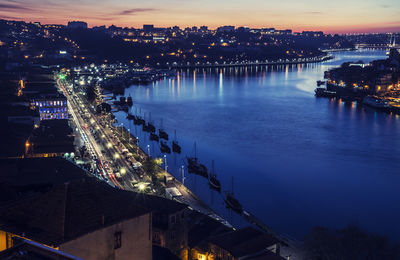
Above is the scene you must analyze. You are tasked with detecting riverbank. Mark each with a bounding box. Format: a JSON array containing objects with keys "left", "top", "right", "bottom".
[{"left": 115, "top": 49, "right": 400, "bottom": 242}]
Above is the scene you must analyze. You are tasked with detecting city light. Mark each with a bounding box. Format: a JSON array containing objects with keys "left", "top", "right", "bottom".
[
  {"left": 138, "top": 183, "right": 146, "bottom": 191},
  {"left": 107, "top": 142, "right": 112, "bottom": 148}
]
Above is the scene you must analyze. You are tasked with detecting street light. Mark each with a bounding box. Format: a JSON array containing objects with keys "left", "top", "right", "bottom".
[
  {"left": 147, "top": 144, "right": 150, "bottom": 157},
  {"left": 136, "top": 137, "right": 139, "bottom": 154},
  {"left": 120, "top": 168, "right": 126, "bottom": 174},
  {"left": 181, "top": 165, "right": 185, "bottom": 185},
  {"left": 138, "top": 183, "right": 146, "bottom": 191},
  {"left": 107, "top": 142, "right": 112, "bottom": 148},
  {"left": 164, "top": 155, "right": 168, "bottom": 172},
  {"left": 114, "top": 153, "right": 120, "bottom": 159}
]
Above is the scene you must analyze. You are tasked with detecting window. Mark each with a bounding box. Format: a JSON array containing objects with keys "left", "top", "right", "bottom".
[{"left": 114, "top": 231, "right": 122, "bottom": 249}]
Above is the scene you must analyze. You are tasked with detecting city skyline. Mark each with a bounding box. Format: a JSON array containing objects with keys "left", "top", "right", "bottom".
[{"left": 1, "top": 0, "right": 399, "bottom": 33}]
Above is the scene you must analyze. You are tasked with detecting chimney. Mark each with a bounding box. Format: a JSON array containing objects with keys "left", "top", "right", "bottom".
[{"left": 101, "top": 215, "right": 105, "bottom": 226}]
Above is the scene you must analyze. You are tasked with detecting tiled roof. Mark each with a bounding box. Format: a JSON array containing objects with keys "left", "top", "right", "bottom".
[
  {"left": 188, "top": 210, "right": 233, "bottom": 249},
  {"left": 131, "top": 192, "right": 187, "bottom": 215},
  {"left": 0, "top": 179, "right": 150, "bottom": 246},
  {"left": 208, "top": 227, "right": 280, "bottom": 258}
]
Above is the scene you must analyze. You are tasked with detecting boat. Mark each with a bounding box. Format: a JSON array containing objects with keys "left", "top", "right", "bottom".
[
  {"left": 146, "top": 122, "right": 156, "bottom": 133},
  {"left": 137, "top": 117, "right": 145, "bottom": 125},
  {"left": 187, "top": 158, "right": 208, "bottom": 178},
  {"left": 133, "top": 116, "right": 141, "bottom": 125},
  {"left": 186, "top": 143, "right": 208, "bottom": 178},
  {"left": 172, "top": 141, "right": 181, "bottom": 154},
  {"left": 224, "top": 177, "right": 242, "bottom": 214},
  {"left": 150, "top": 132, "right": 159, "bottom": 142},
  {"left": 146, "top": 112, "right": 156, "bottom": 132},
  {"left": 225, "top": 193, "right": 243, "bottom": 214},
  {"left": 160, "top": 141, "right": 171, "bottom": 154},
  {"left": 126, "top": 113, "right": 135, "bottom": 120},
  {"left": 158, "top": 119, "right": 169, "bottom": 140},
  {"left": 317, "top": 80, "right": 326, "bottom": 86},
  {"left": 159, "top": 129, "right": 168, "bottom": 140},
  {"left": 209, "top": 160, "right": 221, "bottom": 192},
  {"left": 362, "top": 96, "right": 389, "bottom": 109},
  {"left": 172, "top": 130, "right": 181, "bottom": 153},
  {"left": 315, "top": 87, "right": 337, "bottom": 98}
]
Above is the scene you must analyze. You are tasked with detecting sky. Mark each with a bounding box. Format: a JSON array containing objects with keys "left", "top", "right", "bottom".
[{"left": 1, "top": 0, "right": 399, "bottom": 33}]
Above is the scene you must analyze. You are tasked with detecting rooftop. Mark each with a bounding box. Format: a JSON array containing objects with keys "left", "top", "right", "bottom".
[
  {"left": 208, "top": 227, "right": 280, "bottom": 258},
  {"left": 0, "top": 179, "right": 151, "bottom": 246}
]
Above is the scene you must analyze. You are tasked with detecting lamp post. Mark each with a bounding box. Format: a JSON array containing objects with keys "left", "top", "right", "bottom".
[
  {"left": 147, "top": 144, "right": 150, "bottom": 157},
  {"left": 181, "top": 165, "right": 185, "bottom": 185},
  {"left": 136, "top": 137, "right": 139, "bottom": 154},
  {"left": 164, "top": 155, "right": 168, "bottom": 172}
]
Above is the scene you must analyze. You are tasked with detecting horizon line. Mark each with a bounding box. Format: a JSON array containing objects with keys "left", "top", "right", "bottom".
[{"left": 2, "top": 18, "right": 400, "bottom": 35}]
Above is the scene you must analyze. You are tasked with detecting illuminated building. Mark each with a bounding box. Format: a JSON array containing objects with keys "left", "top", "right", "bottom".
[{"left": 31, "top": 97, "right": 68, "bottom": 120}]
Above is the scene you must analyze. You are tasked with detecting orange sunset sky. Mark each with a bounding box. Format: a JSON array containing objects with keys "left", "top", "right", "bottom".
[{"left": 0, "top": 0, "right": 399, "bottom": 33}]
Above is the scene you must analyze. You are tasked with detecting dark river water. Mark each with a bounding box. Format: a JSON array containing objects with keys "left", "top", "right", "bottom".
[{"left": 115, "top": 49, "right": 400, "bottom": 241}]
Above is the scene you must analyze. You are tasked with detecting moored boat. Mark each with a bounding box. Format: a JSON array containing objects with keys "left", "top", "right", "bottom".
[
  {"left": 315, "top": 87, "right": 337, "bottom": 98},
  {"left": 224, "top": 177, "right": 242, "bottom": 214},
  {"left": 126, "top": 113, "right": 135, "bottom": 120},
  {"left": 159, "top": 129, "right": 169, "bottom": 140},
  {"left": 160, "top": 141, "right": 171, "bottom": 154},
  {"left": 225, "top": 193, "right": 242, "bottom": 214},
  {"left": 172, "top": 141, "right": 181, "bottom": 153},
  {"left": 209, "top": 160, "right": 221, "bottom": 192},
  {"left": 172, "top": 130, "right": 181, "bottom": 153},
  {"left": 150, "top": 132, "right": 159, "bottom": 142}
]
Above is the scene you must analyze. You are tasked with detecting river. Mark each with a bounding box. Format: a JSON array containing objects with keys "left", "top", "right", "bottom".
[{"left": 114, "top": 49, "right": 400, "bottom": 241}]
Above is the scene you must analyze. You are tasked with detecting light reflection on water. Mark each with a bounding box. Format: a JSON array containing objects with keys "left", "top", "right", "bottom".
[{"left": 115, "top": 49, "right": 400, "bottom": 240}]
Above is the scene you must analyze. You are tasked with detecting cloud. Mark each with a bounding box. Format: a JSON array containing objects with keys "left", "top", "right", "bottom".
[
  {"left": 0, "top": 2, "right": 33, "bottom": 11},
  {"left": 0, "top": 14, "right": 21, "bottom": 20},
  {"left": 303, "top": 11, "right": 323, "bottom": 15},
  {"left": 380, "top": 4, "right": 391, "bottom": 8},
  {"left": 117, "top": 8, "right": 158, "bottom": 16}
]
